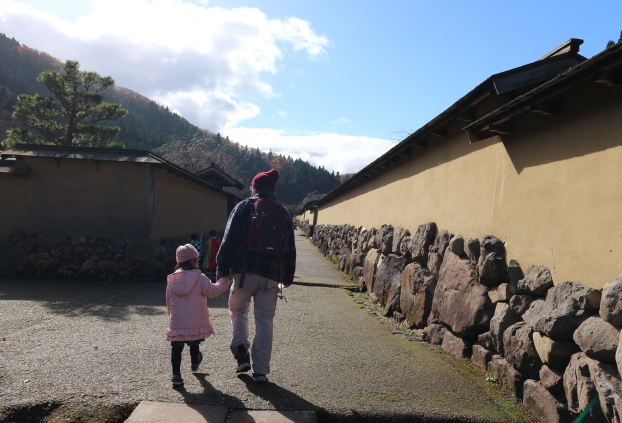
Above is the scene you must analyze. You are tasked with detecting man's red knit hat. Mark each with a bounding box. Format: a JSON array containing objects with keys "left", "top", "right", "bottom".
[{"left": 251, "top": 169, "right": 279, "bottom": 191}]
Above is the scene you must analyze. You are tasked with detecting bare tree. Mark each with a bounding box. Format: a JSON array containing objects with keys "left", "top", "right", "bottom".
[{"left": 154, "top": 134, "right": 245, "bottom": 189}]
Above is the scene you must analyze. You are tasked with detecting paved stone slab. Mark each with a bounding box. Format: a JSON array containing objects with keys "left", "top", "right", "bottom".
[
  {"left": 227, "top": 410, "right": 317, "bottom": 423},
  {"left": 124, "top": 401, "right": 228, "bottom": 423}
]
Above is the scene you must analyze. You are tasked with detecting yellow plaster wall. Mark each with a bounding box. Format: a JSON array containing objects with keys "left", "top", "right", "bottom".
[
  {"left": 0, "top": 157, "right": 151, "bottom": 237},
  {"left": 153, "top": 168, "right": 229, "bottom": 238},
  {"left": 316, "top": 81, "right": 622, "bottom": 289}
]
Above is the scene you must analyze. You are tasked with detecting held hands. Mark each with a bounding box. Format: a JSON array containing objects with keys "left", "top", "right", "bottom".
[{"left": 217, "top": 277, "right": 229, "bottom": 285}]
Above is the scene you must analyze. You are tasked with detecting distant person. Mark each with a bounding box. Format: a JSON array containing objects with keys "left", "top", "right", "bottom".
[
  {"left": 202, "top": 230, "right": 221, "bottom": 280},
  {"left": 166, "top": 244, "right": 229, "bottom": 387},
  {"left": 216, "top": 169, "right": 296, "bottom": 384},
  {"left": 189, "top": 233, "right": 203, "bottom": 264}
]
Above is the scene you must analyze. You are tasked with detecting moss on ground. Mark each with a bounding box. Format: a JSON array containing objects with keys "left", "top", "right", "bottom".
[
  {"left": 349, "top": 291, "right": 534, "bottom": 423},
  {"left": 0, "top": 401, "right": 137, "bottom": 423}
]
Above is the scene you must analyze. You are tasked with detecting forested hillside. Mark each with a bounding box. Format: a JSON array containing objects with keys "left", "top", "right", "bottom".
[{"left": 0, "top": 33, "right": 341, "bottom": 206}]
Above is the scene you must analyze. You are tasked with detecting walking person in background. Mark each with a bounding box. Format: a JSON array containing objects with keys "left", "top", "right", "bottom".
[
  {"left": 216, "top": 169, "right": 296, "bottom": 384},
  {"left": 189, "top": 233, "right": 203, "bottom": 265},
  {"left": 202, "top": 230, "right": 221, "bottom": 281},
  {"left": 166, "top": 244, "right": 229, "bottom": 387}
]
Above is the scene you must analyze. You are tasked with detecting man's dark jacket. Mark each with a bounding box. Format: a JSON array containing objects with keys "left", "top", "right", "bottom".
[{"left": 216, "top": 189, "right": 296, "bottom": 285}]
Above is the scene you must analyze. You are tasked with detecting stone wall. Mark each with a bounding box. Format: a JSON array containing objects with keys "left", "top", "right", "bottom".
[
  {"left": 307, "top": 222, "right": 622, "bottom": 423},
  {"left": 0, "top": 230, "right": 186, "bottom": 281}
]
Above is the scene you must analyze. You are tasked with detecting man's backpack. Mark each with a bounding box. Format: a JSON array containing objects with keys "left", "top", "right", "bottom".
[
  {"left": 239, "top": 196, "right": 290, "bottom": 287},
  {"left": 246, "top": 196, "right": 289, "bottom": 255}
]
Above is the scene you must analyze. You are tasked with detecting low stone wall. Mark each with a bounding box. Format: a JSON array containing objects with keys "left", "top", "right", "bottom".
[
  {"left": 309, "top": 222, "right": 622, "bottom": 423},
  {"left": 0, "top": 230, "right": 187, "bottom": 281}
]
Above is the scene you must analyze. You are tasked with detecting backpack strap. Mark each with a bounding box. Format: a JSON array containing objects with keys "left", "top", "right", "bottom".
[{"left": 238, "top": 197, "right": 258, "bottom": 289}]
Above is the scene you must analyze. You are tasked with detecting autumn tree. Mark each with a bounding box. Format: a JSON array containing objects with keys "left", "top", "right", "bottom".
[{"left": 2, "top": 60, "right": 127, "bottom": 148}]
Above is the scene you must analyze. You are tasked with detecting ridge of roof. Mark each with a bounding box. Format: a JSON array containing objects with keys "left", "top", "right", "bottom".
[{"left": 464, "top": 40, "right": 622, "bottom": 136}]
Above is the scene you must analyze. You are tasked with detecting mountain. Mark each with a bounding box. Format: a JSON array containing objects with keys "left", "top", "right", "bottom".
[{"left": 0, "top": 33, "right": 340, "bottom": 206}]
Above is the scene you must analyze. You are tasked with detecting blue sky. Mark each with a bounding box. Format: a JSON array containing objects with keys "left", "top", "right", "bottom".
[{"left": 1, "top": 0, "right": 622, "bottom": 173}]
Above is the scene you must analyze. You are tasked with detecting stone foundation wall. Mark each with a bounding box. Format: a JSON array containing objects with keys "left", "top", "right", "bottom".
[
  {"left": 0, "top": 230, "right": 187, "bottom": 281},
  {"left": 307, "top": 222, "right": 622, "bottom": 423}
]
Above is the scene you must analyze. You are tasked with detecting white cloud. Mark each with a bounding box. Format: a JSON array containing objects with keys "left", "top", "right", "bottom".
[
  {"left": 0, "top": 0, "right": 328, "bottom": 131},
  {"left": 331, "top": 117, "right": 351, "bottom": 124},
  {"left": 222, "top": 127, "right": 395, "bottom": 174},
  {"left": 277, "top": 110, "right": 288, "bottom": 117}
]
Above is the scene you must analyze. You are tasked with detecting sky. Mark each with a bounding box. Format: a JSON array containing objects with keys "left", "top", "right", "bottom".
[{"left": 1, "top": 1, "right": 622, "bottom": 174}]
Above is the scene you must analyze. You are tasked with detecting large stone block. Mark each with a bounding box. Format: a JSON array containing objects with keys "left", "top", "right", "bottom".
[
  {"left": 472, "top": 344, "right": 493, "bottom": 370},
  {"left": 523, "top": 281, "right": 601, "bottom": 341},
  {"left": 448, "top": 235, "right": 465, "bottom": 257},
  {"left": 508, "top": 259, "right": 525, "bottom": 295},
  {"left": 477, "top": 235, "right": 509, "bottom": 288},
  {"left": 517, "top": 266, "right": 554, "bottom": 296},
  {"left": 563, "top": 353, "right": 604, "bottom": 421},
  {"left": 588, "top": 360, "right": 622, "bottom": 423},
  {"left": 399, "top": 263, "right": 437, "bottom": 328},
  {"left": 540, "top": 365, "right": 564, "bottom": 395},
  {"left": 362, "top": 249, "right": 381, "bottom": 297},
  {"left": 427, "top": 229, "right": 452, "bottom": 279},
  {"left": 391, "top": 227, "right": 410, "bottom": 256},
  {"left": 509, "top": 294, "right": 538, "bottom": 317},
  {"left": 441, "top": 331, "right": 473, "bottom": 358},
  {"left": 523, "top": 380, "right": 572, "bottom": 423},
  {"left": 373, "top": 254, "right": 406, "bottom": 306},
  {"left": 488, "top": 355, "right": 525, "bottom": 399},
  {"left": 533, "top": 332, "right": 580, "bottom": 370},
  {"left": 464, "top": 237, "right": 480, "bottom": 265},
  {"left": 488, "top": 283, "right": 511, "bottom": 303},
  {"left": 431, "top": 250, "right": 494, "bottom": 338},
  {"left": 422, "top": 323, "right": 447, "bottom": 345},
  {"left": 503, "top": 322, "right": 543, "bottom": 379},
  {"left": 409, "top": 222, "right": 437, "bottom": 266},
  {"left": 375, "top": 225, "right": 394, "bottom": 256},
  {"left": 574, "top": 316, "right": 620, "bottom": 364},
  {"left": 490, "top": 302, "right": 521, "bottom": 355},
  {"left": 601, "top": 274, "right": 622, "bottom": 327}
]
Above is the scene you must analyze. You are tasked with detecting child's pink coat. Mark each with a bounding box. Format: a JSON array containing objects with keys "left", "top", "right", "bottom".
[{"left": 165, "top": 269, "right": 229, "bottom": 341}]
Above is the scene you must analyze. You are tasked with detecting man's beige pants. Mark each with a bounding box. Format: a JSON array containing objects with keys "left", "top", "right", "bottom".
[{"left": 228, "top": 272, "right": 279, "bottom": 375}]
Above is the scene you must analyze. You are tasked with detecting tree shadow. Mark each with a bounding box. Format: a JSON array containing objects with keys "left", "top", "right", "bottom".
[{"left": 0, "top": 277, "right": 230, "bottom": 329}]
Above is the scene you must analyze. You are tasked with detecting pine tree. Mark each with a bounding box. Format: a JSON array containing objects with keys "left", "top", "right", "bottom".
[{"left": 2, "top": 60, "right": 127, "bottom": 148}]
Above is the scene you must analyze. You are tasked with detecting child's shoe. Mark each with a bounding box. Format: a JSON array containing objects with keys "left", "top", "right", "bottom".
[
  {"left": 171, "top": 374, "right": 184, "bottom": 386},
  {"left": 191, "top": 352, "right": 203, "bottom": 371}
]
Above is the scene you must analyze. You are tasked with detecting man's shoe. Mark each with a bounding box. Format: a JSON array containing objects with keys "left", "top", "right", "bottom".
[
  {"left": 235, "top": 345, "right": 251, "bottom": 373},
  {"left": 191, "top": 352, "right": 203, "bottom": 371},
  {"left": 252, "top": 373, "right": 268, "bottom": 384},
  {"left": 171, "top": 374, "right": 184, "bottom": 386}
]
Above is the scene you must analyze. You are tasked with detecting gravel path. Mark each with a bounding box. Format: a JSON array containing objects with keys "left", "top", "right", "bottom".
[{"left": 0, "top": 232, "right": 533, "bottom": 422}]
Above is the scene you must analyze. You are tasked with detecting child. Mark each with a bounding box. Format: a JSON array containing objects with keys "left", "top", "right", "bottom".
[{"left": 166, "top": 244, "right": 229, "bottom": 386}]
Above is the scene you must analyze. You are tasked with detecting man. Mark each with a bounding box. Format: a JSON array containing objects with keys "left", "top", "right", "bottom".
[{"left": 216, "top": 169, "right": 296, "bottom": 383}]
